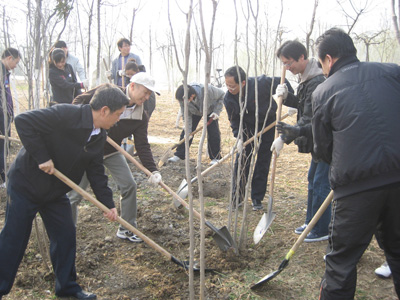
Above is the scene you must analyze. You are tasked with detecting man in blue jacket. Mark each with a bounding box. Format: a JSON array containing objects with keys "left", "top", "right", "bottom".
[
  {"left": 312, "top": 28, "right": 400, "bottom": 300},
  {"left": 223, "top": 66, "right": 293, "bottom": 210},
  {"left": 0, "top": 85, "right": 129, "bottom": 299}
]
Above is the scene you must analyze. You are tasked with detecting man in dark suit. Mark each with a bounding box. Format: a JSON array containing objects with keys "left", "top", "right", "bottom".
[{"left": 0, "top": 84, "right": 129, "bottom": 299}]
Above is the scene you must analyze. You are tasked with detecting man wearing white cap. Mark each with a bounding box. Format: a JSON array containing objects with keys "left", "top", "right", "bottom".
[{"left": 70, "top": 75, "right": 160, "bottom": 243}]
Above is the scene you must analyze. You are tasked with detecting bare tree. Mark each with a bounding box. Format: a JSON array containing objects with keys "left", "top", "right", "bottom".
[
  {"left": 336, "top": 0, "right": 370, "bottom": 34},
  {"left": 305, "top": 0, "right": 319, "bottom": 54},
  {"left": 391, "top": 0, "right": 400, "bottom": 45},
  {"left": 353, "top": 30, "right": 385, "bottom": 61}
]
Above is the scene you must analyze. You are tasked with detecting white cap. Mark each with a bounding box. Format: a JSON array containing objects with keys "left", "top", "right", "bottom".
[{"left": 130, "top": 72, "right": 160, "bottom": 95}]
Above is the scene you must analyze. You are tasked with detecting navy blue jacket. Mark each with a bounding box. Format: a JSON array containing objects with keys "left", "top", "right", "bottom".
[
  {"left": 8, "top": 104, "right": 114, "bottom": 208},
  {"left": 224, "top": 75, "right": 294, "bottom": 137}
]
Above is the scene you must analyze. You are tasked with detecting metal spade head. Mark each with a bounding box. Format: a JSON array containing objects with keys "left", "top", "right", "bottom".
[{"left": 250, "top": 258, "right": 289, "bottom": 289}]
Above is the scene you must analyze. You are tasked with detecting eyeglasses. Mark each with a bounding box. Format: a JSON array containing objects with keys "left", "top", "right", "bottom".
[{"left": 283, "top": 60, "right": 295, "bottom": 67}]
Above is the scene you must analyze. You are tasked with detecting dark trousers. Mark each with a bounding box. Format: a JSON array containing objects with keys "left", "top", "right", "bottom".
[
  {"left": 305, "top": 159, "right": 331, "bottom": 236},
  {"left": 0, "top": 181, "right": 82, "bottom": 297},
  {"left": 174, "top": 114, "right": 221, "bottom": 160},
  {"left": 232, "top": 124, "right": 274, "bottom": 204},
  {"left": 0, "top": 115, "right": 10, "bottom": 183},
  {"left": 320, "top": 183, "right": 400, "bottom": 300}
]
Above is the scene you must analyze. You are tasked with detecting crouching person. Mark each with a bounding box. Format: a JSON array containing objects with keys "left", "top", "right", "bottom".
[{"left": 0, "top": 85, "right": 128, "bottom": 299}]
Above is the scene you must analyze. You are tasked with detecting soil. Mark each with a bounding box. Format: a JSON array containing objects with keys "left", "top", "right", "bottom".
[{"left": 0, "top": 91, "right": 397, "bottom": 300}]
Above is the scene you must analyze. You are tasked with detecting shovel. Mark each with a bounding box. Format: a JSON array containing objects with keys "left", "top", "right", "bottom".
[
  {"left": 253, "top": 66, "right": 286, "bottom": 244},
  {"left": 53, "top": 168, "right": 206, "bottom": 272},
  {"left": 157, "top": 118, "right": 214, "bottom": 168},
  {"left": 251, "top": 190, "right": 334, "bottom": 289},
  {"left": 106, "top": 137, "right": 236, "bottom": 252},
  {"left": 175, "top": 113, "right": 290, "bottom": 205}
]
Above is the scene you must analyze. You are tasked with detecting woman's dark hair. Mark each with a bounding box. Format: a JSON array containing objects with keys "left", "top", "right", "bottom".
[
  {"left": 224, "top": 66, "right": 246, "bottom": 84},
  {"left": 48, "top": 48, "right": 66, "bottom": 65},
  {"left": 125, "top": 58, "right": 139, "bottom": 73},
  {"left": 175, "top": 84, "right": 196, "bottom": 101},
  {"left": 276, "top": 40, "right": 308, "bottom": 61},
  {"left": 316, "top": 27, "right": 357, "bottom": 61},
  {"left": 90, "top": 83, "right": 129, "bottom": 112}
]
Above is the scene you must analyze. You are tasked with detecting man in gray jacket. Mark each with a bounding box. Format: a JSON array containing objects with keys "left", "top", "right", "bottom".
[
  {"left": 168, "top": 83, "right": 224, "bottom": 165},
  {"left": 271, "top": 40, "right": 330, "bottom": 243}
]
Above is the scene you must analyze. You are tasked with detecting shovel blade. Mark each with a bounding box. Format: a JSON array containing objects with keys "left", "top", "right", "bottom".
[
  {"left": 250, "top": 258, "right": 289, "bottom": 289},
  {"left": 253, "top": 210, "right": 276, "bottom": 244},
  {"left": 176, "top": 179, "right": 188, "bottom": 200},
  {"left": 212, "top": 225, "right": 236, "bottom": 251}
]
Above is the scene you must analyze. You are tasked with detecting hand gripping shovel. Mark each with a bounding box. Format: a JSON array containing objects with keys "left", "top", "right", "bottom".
[
  {"left": 157, "top": 118, "right": 214, "bottom": 168},
  {"left": 175, "top": 113, "right": 290, "bottom": 205},
  {"left": 253, "top": 66, "right": 286, "bottom": 245},
  {"left": 106, "top": 136, "right": 236, "bottom": 252},
  {"left": 52, "top": 168, "right": 203, "bottom": 271},
  {"left": 251, "top": 190, "right": 333, "bottom": 289}
]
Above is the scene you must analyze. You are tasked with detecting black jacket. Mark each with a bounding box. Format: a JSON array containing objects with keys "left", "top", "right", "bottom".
[
  {"left": 284, "top": 59, "right": 325, "bottom": 154},
  {"left": 8, "top": 104, "right": 114, "bottom": 208},
  {"left": 49, "top": 63, "right": 82, "bottom": 104},
  {"left": 224, "top": 75, "right": 294, "bottom": 138},
  {"left": 312, "top": 56, "right": 400, "bottom": 198}
]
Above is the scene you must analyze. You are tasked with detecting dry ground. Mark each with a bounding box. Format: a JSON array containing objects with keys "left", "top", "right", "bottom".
[{"left": 0, "top": 90, "right": 397, "bottom": 299}]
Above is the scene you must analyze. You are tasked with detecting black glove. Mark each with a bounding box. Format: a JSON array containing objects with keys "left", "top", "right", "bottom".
[{"left": 276, "top": 121, "right": 300, "bottom": 144}]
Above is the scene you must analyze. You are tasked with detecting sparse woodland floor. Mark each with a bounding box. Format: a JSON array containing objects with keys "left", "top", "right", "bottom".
[{"left": 0, "top": 91, "right": 397, "bottom": 299}]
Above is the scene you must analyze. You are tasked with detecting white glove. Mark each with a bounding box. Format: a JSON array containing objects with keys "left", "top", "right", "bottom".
[
  {"left": 148, "top": 171, "right": 162, "bottom": 185},
  {"left": 82, "top": 79, "right": 89, "bottom": 90},
  {"left": 237, "top": 138, "right": 243, "bottom": 153},
  {"left": 209, "top": 112, "right": 219, "bottom": 120},
  {"left": 270, "top": 136, "right": 284, "bottom": 157},
  {"left": 105, "top": 70, "right": 112, "bottom": 78},
  {"left": 288, "top": 107, "right": 297, "bottom": 116},
  {"left": 276, "top": 83, "right": 288, "bottom": 99},
  {"left": 118, "top": 69, "right": 126, "bottom": 77}
]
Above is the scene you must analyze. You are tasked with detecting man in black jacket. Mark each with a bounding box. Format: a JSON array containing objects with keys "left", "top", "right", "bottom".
[
  {"left": 0, "top": 85, "right": 129, "bottom": 299},
  {"left": 223, "top": 66, "right": 293, "bottom": 211},
  {"left": 312, "top": 28, "right": 400, "bottom": 300},
  {"left": 271, "top": 40, "right": 331, "bottom": 243}
]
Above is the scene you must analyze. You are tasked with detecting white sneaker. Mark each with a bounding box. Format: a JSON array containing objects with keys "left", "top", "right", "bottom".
[
  {"left": 168, "top": 156, "right": 182, "bottom": 163},
  {"left": 375, "top": 261, "right": 391, "bottom": 278},
  {"left": 209, "top": 159, "right": 219, "bottom": 166},
  {"left": 116, "top": 229, "right": 143, "bottom": 243}
]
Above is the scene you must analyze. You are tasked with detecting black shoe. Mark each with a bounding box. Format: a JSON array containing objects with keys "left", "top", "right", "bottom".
[{"left": 72, "top": 291, "right": 97, "bottom": 299}]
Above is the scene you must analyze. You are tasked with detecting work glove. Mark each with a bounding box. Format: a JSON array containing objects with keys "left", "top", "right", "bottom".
[
  {"left": 276, "top": 121, "right": 301, "bottom": 144},
  {"left": 118, "top": 69, "right": 126, "bottom": 77},
  {"left": 287, "top": 107, "right": 297, "bottom": 116},
  {"left": 209, "top": 112, "right": 219, "bottom": 120},
  {"left": 105, "top": 70, "right": 112, "bottom": 78},
  {"left": 276, "top": 83, "right": 288, "bottom": 99},
  {"left": 270, "top": 136, "right": 284, "bottom": 157},
  {"left": 82, "top": 79, "right": 89, "bottom": 90},
  {"left": 148, "top": 171, "right": 162, "bottom": 185}
]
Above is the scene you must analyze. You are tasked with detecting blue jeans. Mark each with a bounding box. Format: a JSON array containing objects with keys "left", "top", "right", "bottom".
[{"left": 305, "top": 159, "right": 331, "bottom": 236}]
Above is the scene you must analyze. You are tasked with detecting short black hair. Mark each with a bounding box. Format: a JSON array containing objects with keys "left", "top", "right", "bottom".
[
  {"left": 175, "top": 84, "right": 196, "bottom": 101},
  {"left": 316, "top": 27, "right": 357, "bottom": 61},
  {"left": 53, "top": 40, "right": 67, "bottom": 48},
  {"left": 1, "top": 48, "right": 21, "bottom": 59},
  {"left": 89, "top": 83, "right": 129, "bottom": 112},
  {"left": 117, "top": 38, "right": 131, "bottom": 49},
  {"left": 277, "top": 40, "right": 308, "bottom": 61},
  {"left": 224, "top": 66, "right": 246, "bottom": 84}
]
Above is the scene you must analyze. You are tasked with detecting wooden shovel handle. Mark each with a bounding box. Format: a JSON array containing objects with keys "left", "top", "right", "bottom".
[
  {"left": 52, "top": 168, "right": 172, "bottom": 259},
  {"left": 269, "top": 66, "right": 287, "bottom": 197},
  {"left": 173, "top": 118, "right": 213, "bottom": 149},
  {"left": 106, "top": 137, "right": 203, "bottom": 221},
  {"left": 0, "top": 135, "right": 21, "bottom": 143}
]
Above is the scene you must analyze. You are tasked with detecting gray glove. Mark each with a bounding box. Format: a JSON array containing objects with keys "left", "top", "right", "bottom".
[{"left": 276, "top": 121, "right": 300, "bottom": 144}]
